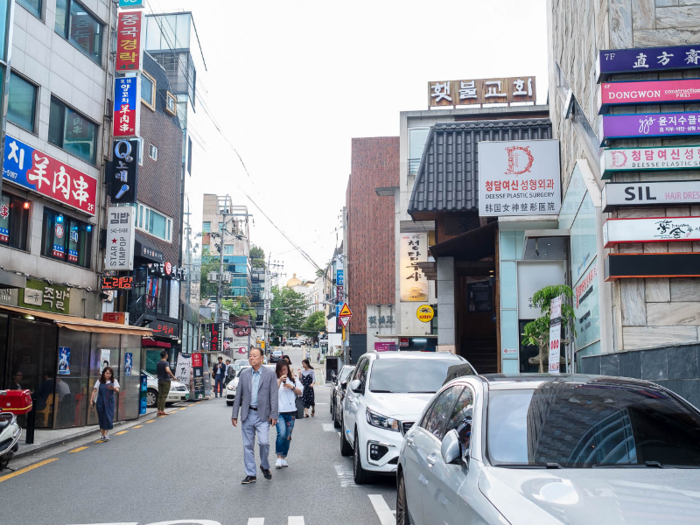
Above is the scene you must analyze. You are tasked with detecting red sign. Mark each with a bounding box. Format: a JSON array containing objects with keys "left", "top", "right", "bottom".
[
  {"left": 233, "top": 321, "right": 251, "bottom": 337},
  {"left": 599, "top": 79, "right": 700, "bottom": 112},
  {"left": 101, "top": 276, "right": 134, "bottom": 290},
  {"left": 165, "top": 262, "right": 172, "bottom": 275},
  {"left": 152, "top": 321, "right": 179, "bottom": 337},
  {"left": 400, "top": 338, "right": 409, "bottom": 348},
  {"left": 192, "top": 353, "right": 203, "bottom": 368},
  {"left": 116, "top": 11, "right": 144, "bottom": 72},
  {"left": 102, "top": 312, "right": 126, "bottom": 325}
]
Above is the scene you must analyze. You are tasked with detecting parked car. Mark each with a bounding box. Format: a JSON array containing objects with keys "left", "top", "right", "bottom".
[
  {"left": 330, "top": 365, "right": 355, "bottom": 428},
  {"left": 339, "top": 351, "right": 472, "bottom": 484},
  {"left": 396, "top": 374, "right": 700, "bottom": 525},
  {"left": 292, "top": 340, "right": 302, "bottom": 348},
  {"left": 226, "top": 364, "right": 276, "bottom": 406},
  {"left": 270, "top": 350, "right": 284, "bottom": 363},
  {"left": 142, "top": 370, "right": 190, "bottom": 408}
]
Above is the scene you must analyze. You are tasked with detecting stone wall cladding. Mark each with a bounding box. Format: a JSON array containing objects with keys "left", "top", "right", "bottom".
[{"left": 347, "top": 137, "right": 400, "bottom": 335}]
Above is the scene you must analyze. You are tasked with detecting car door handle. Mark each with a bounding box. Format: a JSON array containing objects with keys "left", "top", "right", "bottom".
[
  {"left": 405, "top": 436, "right": 414, "bottom": 446},
  {"left": 427, "top": 453, "right": 438, "bottom": 467}
]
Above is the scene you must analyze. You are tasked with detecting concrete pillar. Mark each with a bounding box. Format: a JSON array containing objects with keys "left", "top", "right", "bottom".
[{"left": 436, "top": 257, "right": 456, "bottom": 354}]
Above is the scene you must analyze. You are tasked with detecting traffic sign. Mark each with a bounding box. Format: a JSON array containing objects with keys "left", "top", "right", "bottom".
[
  {"left": 339, "top": 303, "right": 353, "bottom": 318},
  {"left": 338, "top": 316, "right": 350, "bottom": 327}
]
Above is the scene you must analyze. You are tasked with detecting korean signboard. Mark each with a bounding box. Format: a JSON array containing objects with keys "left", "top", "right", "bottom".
[
  {"left": 478, "top": 139, "right": 561, "bottom": 217},
  {"left": 601, "top": 146, "right": 700, "bottom": 179},
  {"left": 101, "top": 275, "right": 134, "bottom": 290},
  {"left": 119, "top": 0, "right": 144, "bottom": 8},
  {"left": 138, "top": 242, "right": 164, "bottom": 263},
  {"left": 151, "top": 320, "right": 179, "bottom": 338},
  {"left": 602, "top": 181, "right": 700, "bottom": 212},
  {"left": 399, "top": 233, "right": 428, "bottom": 302},
  {"left": 574, "top": 260, "right": 600, "bottom": 349},
  {"left": 597, "top": 45, "right": 700, "bottom": 80},
  {"left": 548, "top": 322, "right": 561, "bottom": 374},
  {"left": 110, "top": 139, "right": 139, "bottom": 203},
  {"left": 175, "top": 353, "right": 192, "bottom": 385},
  {"left": 106, "top": 206, "right": 136, "bottom": 271},
  {"left": 148, "top": 262, "right": 188, "bottom": 281},
  {"left": 599, "top": 112, "right": 700, "bottom": 144},
  {"left": 113, "top": 78, "right": 141, "bottom": 139},
  {"left": 604, "top": 217, "right": 700, "bottom": 247},
  {"left": 3, "top": 136, "right": 97, "bottom": 216},
  {"left": 102, "top": 312, "right": 126, "bottom": 324},
  {"left": 428, "top": 77, "right": 536, "bottom": 108},
  {"left": 210, "top": 323, "right": 222, "bottom": 354},
  {"left": 336, "top": 268, "right": 344, "bottom": 286},
  {"left": 19, "top": 279, "right": 70, "bottom": 314},
  {"left": 605, "top": 252, "right": 700, "bottom": 281},
  {"left": 598, "top": 79, "right": 700, "bottom": 113},
  {"left": 116, "top": 10, "right": 145, "bottom": 72}
]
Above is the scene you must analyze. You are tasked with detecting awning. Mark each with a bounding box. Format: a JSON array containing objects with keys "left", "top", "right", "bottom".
[
  {"left": 0, "top": 270, "right": 26, "bottom": 289},
  {"left": 142, "top": 338, "right": 171, "bottom": 348},
  {"left": 429, "top": 221, "right": 497, "bottom": 261},
  {"left": 135, "top": 235, "right": 164, "bottom": 263},
  {"left": 0, "top": 305, "right": 152, "bottom": 336}
]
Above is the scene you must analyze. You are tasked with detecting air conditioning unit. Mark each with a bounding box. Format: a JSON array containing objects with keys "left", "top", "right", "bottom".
[
  {"left": 222, "top": 272, "right": 233, "bottom": 283},
  {"left": 207, "top": 272, "right": 219, "bottom": 282}
]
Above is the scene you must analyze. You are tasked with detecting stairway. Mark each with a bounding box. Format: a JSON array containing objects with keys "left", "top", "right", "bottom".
[{"left": 460, "top": 336, "right": 498, "bottom": 375}]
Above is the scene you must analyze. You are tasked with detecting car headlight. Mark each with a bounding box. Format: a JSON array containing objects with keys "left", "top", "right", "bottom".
[
  {"left": 366, "top": 408, "right": 400, "bottom": 432},
  {"left": 227, "top": 383, "right": 236, "bottom": 391}
]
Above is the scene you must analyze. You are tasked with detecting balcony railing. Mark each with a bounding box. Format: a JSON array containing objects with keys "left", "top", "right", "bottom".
[{"left": 408, "top": 158, "right": 421, "bottom": 176}]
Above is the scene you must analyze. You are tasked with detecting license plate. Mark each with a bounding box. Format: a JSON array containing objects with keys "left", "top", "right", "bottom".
[{"left": 185, "top": 394, "right": 189, "bottom": 400}]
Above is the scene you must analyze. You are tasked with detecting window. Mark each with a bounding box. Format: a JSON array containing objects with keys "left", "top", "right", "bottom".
[
  {"left": 41, "top": 208, "right": 92, "bottom": 267},
  {"left": 7, "top": 74, "right": 37, "bottom": 133},
  {"left": 55, "top": 0, "right": 103, "bottom": 65},
  {"left": 224, "top": 244, "right": 234, "bottom": 255},
  {"left": 0, "top": 193, "right": 30, "bottom": 250},
  {"left": 141, "top": 72, "right": 156, "bottom": 110},
  {"left": 49, "top": 97, "right": 98, "bottom": 164},
  {"left": 446, "top": 387, "right": 474, "bottom": 451},
  {"left": 149, "top": 144, "right": 158, "bottom": 161},
  {"left": 419, "top": 386, "right": 462, "bottom": 441},
  {"left": 408, "top": 128, "right": 430, "bottom": 175},
  {"left": 202, "top": 222, "right": 211, "bottom": 233},
  {"left": 218, "top": 222, "right": 224, "bottom": 232},
  {"left": 136, "top": 137, "right": 144, "bottom": 166},
  {"left": 368, "top": 358, "right": 460, "bottom": 394},
  {"left": 165, "top": 92, "right": 177, "bottom": 116},
  {"left": 136, "top": 202, "right": 172, "bottom": 242},
  {"left": 17, "top": 0, "right": 41, "bottom": 18}
]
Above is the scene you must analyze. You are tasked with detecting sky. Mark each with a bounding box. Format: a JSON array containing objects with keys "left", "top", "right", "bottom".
[{"left": 150, "top": 0, "right": 550, "bottom": 282}]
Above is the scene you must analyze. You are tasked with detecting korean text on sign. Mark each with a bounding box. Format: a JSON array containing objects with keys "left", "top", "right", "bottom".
[
  {"left": 116, "top": 10, "right": 144, "bottom": 71},
  {"left": 429, "top": 77, "right": 536, "bottom": 108}
]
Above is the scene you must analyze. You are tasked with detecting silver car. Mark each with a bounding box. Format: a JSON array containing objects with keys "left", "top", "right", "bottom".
[{"left": 396, "top": 374, "right": 700, "bottom": 525}]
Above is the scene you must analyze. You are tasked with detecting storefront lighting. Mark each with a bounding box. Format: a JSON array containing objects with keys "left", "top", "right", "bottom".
[
  {"left": 413, "top": 338, "right": 428, "bottom": 343},
  {"left": 86, "top": 225, "right": 92, "bottom": 232},
  {"left": 24, "top": 314, "right": 34, "bottom": 320},
  {"left": 22, "top": 202, "right": 30, "bottom": 210},
  {"left": 56, "top": 215, "right": 64, "bottom": 224}
]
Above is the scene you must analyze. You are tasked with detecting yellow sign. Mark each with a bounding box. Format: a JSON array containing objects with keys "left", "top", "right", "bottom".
[
  {"left": 261, "top": 341, "right": 265, "bottom": 349},
  {"left": 342, "top": 327, "right": 346, "bottom": 341},
  {"left": 339, "top": 303, "right": 353, "bottom": 317},
  {"left": 417, "top": 305, "right": 435, "bottom": 323}
]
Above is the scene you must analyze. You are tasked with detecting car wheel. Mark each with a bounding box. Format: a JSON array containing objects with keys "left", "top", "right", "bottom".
[
  {"left": 396, "top": 472, "right": 411, "bottom": 525},
  {"left": 146, "top": 389, "right": 158, "bottom": 408},
  {"left": 339, "top": 417, "right": 353, "bottom": 457},
  {"left": 353, "top": 428, "right": 372, "bottom": 484}
]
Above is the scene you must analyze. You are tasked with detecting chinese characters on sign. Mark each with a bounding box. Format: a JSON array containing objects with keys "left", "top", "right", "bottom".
[
  {"left": 601, "top": 146, "right": 700, "bottom": 179},
  {"left": 107, "top": 206, "right": 135, "bottom": 271},
  {"left": 116, "top": 10, "right": 144, "bottom": 72},
  {"left": 428, "top": 77, "right": 536, "bottom": 108},
  {"left": 400, "top": 233, "right": 428, "bottom": 302},
  {"left": 110, "top": 139, "right": 139, "bottom": 203},
  {"left": 101, "top": 275, "right": 134, "bottom": 290},
  {"left": 597, "top": 45, "right": 700, "bottom": 79},
  {"left": 603, "top": 217, "right": 700, "bottom": 247},
  {"left": 20, "top": 279, "right": 70, "bottom": 313},
  {"left": 113, "top": 78, "right": 141, "bottom": 139},
  {"left": 3, "top": 136, "right": 97, "bottom": 215},
  {"left": 598, "top": 79, "right": 700, "bottom": 113},
  {"left": 599, "top": 112, "right": 700, "bottom": 144},
  {"left": 478, "top": 140, "right": 561, "bottom": 217},
  {"left": 368, "top": 315, "right": 394, "bottom": 328}
]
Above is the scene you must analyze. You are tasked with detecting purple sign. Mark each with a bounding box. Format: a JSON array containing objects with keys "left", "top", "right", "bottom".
[
  {"left": 374, "top": 342, "right": 397, "bottom": 352},
  {"left": 597, "top": 45, "right": 700, "bottom": 80},
  {"left": 599, "top": 112, "right": 700, "bottom": 145}
]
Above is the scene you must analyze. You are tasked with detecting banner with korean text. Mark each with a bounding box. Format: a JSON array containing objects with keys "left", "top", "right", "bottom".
[
  {"left": 113, "top": 77, "right": 141, "bottom": 139},
  {"left": 599, "top": 112, "right": 700, "bottom": 143},
  {"left": 106, "top": 206, "right": 136, "bottom": 271},
  {"left": 601, "top": 146, "right": 700, "bottom": 179},
  {"left": 116, "top": 10, "right": 145, "bottom": 72},
  {"left": 400, "top": 233, "right": 428, "bottom": 302}
]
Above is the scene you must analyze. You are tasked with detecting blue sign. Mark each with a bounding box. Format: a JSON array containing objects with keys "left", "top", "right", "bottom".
[
  {"left": 119, "top": 0, "right": 144, "bottom": 7},
  {"left": 336, "top": 269, "right": 344, "bottom": 286},
  {"left": 124, "top": 352, "right": 133, "bottom": 376},
  {"left": 114, "top": 77, "right": 138, "bottom": 114},
  {"left": 139, "top": 374, "right": 147, "bottom": 415},
  {"left": 597, "top": 44, "right": 700, "bottom": 79},
  {"left": 58, "top": 347, "right": 70, "bottom": 376}
]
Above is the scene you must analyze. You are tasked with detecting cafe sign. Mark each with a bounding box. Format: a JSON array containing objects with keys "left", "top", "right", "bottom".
[
  {"left": 597, "top": 45, "right": 700, "bottom": 80},
  {"left": 428, "top": 76, "right": 536, "bottom": 108},
  {"left": 602, "top": 181, "right": 700, "bottom": 212},
  {"left": 20, "top": 279, "right": 70, "bottom": 314},
  {"left": 599, "top": 112, "right": 700, "bottom": 144},
  {"left": 603, "top": 217, "right": 700, "bottom": 248},
  {"left": 601, "top": 146, "right": 700, "bottom": 179},
  {"left": 598, "top": 79, "right": 700, "bottom": 113}
]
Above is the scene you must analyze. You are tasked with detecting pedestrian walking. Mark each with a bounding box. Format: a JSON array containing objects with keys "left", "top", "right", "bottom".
[
  {"left": 90, "top": 366, "right": 120, "bottom": 441},
  {"left": 299, "top": 359, "right": 316, "bottom": 418},
  {"left": 274, "top": 360, "right": 302, "bottom": 468},
  {"left": 232, "top": 347, "right": 278, "bottom": 484},
  {"left": 213, "top": 356, "right": 226, "bottom": 398},
  {"left": 156, "top": 350, "right": 177, "bottom": 416},
  {"left": 224, "top": 359, "right": 235, "bottom": 387}
]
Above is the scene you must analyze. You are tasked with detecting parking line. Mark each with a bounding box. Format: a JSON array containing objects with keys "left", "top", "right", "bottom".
[
  {"left": 133, "top": 425, "right": 143, "bottom": 429},
  {"left": 115, "top": 430, "right": 128, "bottom": 435},
  {"left": 288, "top": 517, "right": 305, "bottom": 525},
  {"left": 247, "top": 519, "right": 265, "bottom": 525},
  {"left": 0, "top": 458, "right": 58, "bottom": 484},
  {"left": 145, "top": 420, "right": 155, "bottom": 424},
  {"left": 369, "top": 495, "right": 395, "bottom": 525},
  {"left": 68, "top": 446, "right": 89, "bottom": 453}
]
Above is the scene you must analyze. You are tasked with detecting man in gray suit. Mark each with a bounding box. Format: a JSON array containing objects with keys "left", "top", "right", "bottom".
[{"left": 232, "top": 347, "right": 278, "bottom": 484}]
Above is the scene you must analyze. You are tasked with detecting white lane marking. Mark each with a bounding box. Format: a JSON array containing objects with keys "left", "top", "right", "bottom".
[
  {"left": 334, "top": 463, "right": 356, "bottom": 487},
  {"left": 315, "top": 402, "right": 328, "bottom": 405},
  {"left": 247, "top": 519, "right": 265, "bottom": 525},
  {"left": 288, "top": 517, "right": 305, "bottom": 525},
  {"left": 369, "top": 494, "right": 395, "bottom": 525},
  {"left": 322, "top": 423, "right": 335, "bottom": 432}
]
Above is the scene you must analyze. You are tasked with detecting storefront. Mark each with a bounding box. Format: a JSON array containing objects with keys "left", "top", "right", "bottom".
[{"left": 0, "top": 305, "right": 152, "bottom": 429}]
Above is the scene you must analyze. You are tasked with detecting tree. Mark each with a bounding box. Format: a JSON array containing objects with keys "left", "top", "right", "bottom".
[
  {"left": 199, "top": 257, "right": 220, "bottom": 299},
  {"left": 250, "top": 245, "right": 266, "bottom": 270},
  {"left": 270, "top": 286, "right": 307, "bottom": 336},
  {"left": 222, "top": 297, "right": 256, "bottom": 319},
  {"left": 521, "top": 285, "right": 576, "bottom": 373},
  {"left": 302, "top": 310, "right": 326, "bottom": 334}
]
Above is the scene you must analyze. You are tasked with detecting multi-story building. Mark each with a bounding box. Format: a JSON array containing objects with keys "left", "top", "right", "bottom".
[{"left": 251, "top": 267, "right": 265, "bottom": 328}]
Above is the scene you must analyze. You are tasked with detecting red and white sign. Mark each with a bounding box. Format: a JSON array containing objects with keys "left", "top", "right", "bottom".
[
  {"left": 238, "top": 346, "right": 247, "bottom": 354},
  {"left": 55, "top": 224, "right": 64, "bottom": 239},
  {"left": 113, "top": 77, "right": 140, "bottom": 139},
  {"left": 599, "top": 79, "right": 700, "bottom": 112},
  {"left": 116, "top": 11, "right": 144, "bottom": 72},
  {"left": 550, "top": 295, "right": 562, "bottom": 321},
  {"left": 601, "top": 146, "right": 700, "bottom": 178},
  {"left": 338, "top": 316, "right": 350, "bottom": 328},
  {"left": 548, "top": 322, "right": 561, "bottom": 375},
  {"left": 165, "top": 262, "right": 172, "bottom": 275},
  {"left": 478, "top": 140, "right": 561, "bottom": 217},
  {"left": 603, "top": 216, "right": 700, "bottom": 248},
  {"left": 400, "top": 337, "right": 409, "bottom": 348}
]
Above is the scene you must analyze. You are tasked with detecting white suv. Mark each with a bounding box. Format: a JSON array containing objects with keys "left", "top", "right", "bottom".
[{"left": 339, "top": 351, "right": 474, "bottom": 484}]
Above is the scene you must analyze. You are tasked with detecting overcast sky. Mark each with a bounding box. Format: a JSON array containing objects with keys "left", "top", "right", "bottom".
[{"left": 154, "top": 0, "right": 549, "bottom": 281}]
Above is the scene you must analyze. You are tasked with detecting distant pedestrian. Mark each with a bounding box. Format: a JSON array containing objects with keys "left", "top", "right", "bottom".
[
  {"left": 224, "top": 359, "right": 235, "bottom": 387},
  {"left": 274, "top": 360, "right": 302, "bottom": 468},
  {"left": 299, "top": 359, "right": 316, "bottom": 418},
  {"left": 156, "top": 351, "right": 177, "bottom": 416},
  {"left": 232, "top": 347, "right": 278, "bottom": 484},
  {"left": 90, "top": 366, "right": 120, "bottom": 441},
  {"left": 306, "top": 348, "right": 311, "bottom": 360},
  {"left": 316, "top": 351, "right": 320, "bottom": 363},
  {"left": 10, "top": 371, "right": 23, "bottom": 390},
  {"left": 213, "top": 356, "right": 226, "bottom": 397}
]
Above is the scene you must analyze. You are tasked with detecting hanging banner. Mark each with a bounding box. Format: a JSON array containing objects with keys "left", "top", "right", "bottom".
[
  {"left": 113, "top": 78, "right": 141, "bottom": 139},
  {"left": 548, "top": 322, "right": 561, "bottom": 374},
  {"left": 116, "top": 10, "right": 145, "bottom": 72},
  {"left": 602, "top": 180, "right": 700, "bottom": 211},
  {"left": 3, "top": 135, "right": 97, "bottom": 216},
  {"left": 400, "top": 233, "right": 429, "bottom": 302},
  {"left": 110, "top": 139, "right": 139, "bottom": 203},
  {"left": 124, "top": 352, "right": 133, "bottom": 376},
  {"left": 598, "top": 79, "right": 700, "bottom": 113},
  {"left": 601, "top": 146, "right": 700, "bottom": 179},
  {"left": 599, "top": 112, "right": 700, "bottom": 144},
  {"left": 106, "top": 206, "right": 136, "bottom": 271},
  {"left": 175, "top": 353, "right": 192, "bottom": 385},
  {"left": 100, "top": 349, "right": 111, "bottom": 373},
  {"left": 58, "top": 347, "right": 70, "bottom": 376},
  {"left": 604, "top": 216, "right": 700, "bottom": 247},
  {"left": 597, "top": 45, "right": 700, "bottom": 80}
]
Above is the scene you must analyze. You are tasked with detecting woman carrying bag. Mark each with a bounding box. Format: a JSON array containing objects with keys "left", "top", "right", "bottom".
[
  {"left": 91, "top": 366, "right": 120, "bottom": 442},
  {"left": 275, "top": 360, "right": 303, "bottom": 468}
]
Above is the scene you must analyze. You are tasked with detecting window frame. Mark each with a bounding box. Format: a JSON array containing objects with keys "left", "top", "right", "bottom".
[
  {"left": 165, "top": 91, "right": 177, "bottom": 116},
  {"left": 148, "top": 143, "right": 158, "bottom": 161},
  {"left": 136, "top": 202, "right": 172, "bottom": 243},
  {"left": 48, "top": 96, "right": 99, "bottom": 165},
  {"left": 0, "top": 192, "right": 31, "bottom": 251},
  {"left": 141, "top": 71, "right": 156, "bottom": 111},
  {"left": 54, "top": 0, "right": 104, "bottom": 66},
  {"left": 40, "top": 207, "right": 93, "bottom": 268},
  {"left": 17, "top": 0, "right": 42, "bottom": 20},
  {"left": 202, "top": 222, "right": 211, "bottom": 233},
  {"left": 7, "top": 71, "right": 38, "bottom": 133},
  {"left": 419, "top": 385, "right": 463, "bottom": 441}
]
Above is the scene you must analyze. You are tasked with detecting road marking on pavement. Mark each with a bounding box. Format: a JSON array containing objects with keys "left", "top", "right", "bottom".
[
  {"left": 315, "top": 402, "right": 328, "bottom": 405},
  {"left": 322, "top": 423, "right": 335, "bottom": 432},
  {"left": 247, "top": 519, "right": 265, "bottom": 525},
  {"left": 133, "top": 425, "right": 143, "bottom": 429},
  {"left": 115, "top": 430, "right": 128, "bottom": 435},
  {"left": 68, "top": 446, "right": 89, "bottom": 453},
  {"left": 158, "top": 416, "right": 166, "bottom": 418},
  {"left": 0, "top": 458, "right": 58, "bottom": 483},
  {"left": 146, "top": 420, "right": 155, "bottom": 424},
  {"left": 369, "top": 495, "right": 395, "bottom": 525},
  {"left": 288, "top": 517, "right": 305, "bottom": 525},
  {"left": 94, "top": 439, "right": 106, "bottom": 444},
  {"left": 334, "top": 463, "right": 356, "bottom": 487}
]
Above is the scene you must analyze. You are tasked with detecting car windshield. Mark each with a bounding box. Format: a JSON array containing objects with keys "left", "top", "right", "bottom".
[
  {"left": 339, "top": 367, "right": 355, "bottom": 382},
  {"left": 487, "top": 379, "right": 700, "bottom": 468},
  {"left": 274, "top": 351, "right": 283, "bottom": 356},
  {"left": 368, "top": 358, "right": 458, "bottom": 394}
]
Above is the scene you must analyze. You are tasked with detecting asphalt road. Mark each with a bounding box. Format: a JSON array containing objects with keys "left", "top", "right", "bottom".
[{"left": 0, "top": 347, "right": 397, "bottom": 525}]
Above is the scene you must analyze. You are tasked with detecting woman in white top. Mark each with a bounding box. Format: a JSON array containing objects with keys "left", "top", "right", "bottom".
[
  {"left": 275, "top": 360, "right": 302, "bottom": 468},
  {"left": 90, "top": 366, "right": 120, "bottom": 441}
]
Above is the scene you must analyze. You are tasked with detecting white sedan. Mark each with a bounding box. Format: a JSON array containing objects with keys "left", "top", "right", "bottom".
[{"left": 142, "top": 371, "right": 190, "bottom": 408}]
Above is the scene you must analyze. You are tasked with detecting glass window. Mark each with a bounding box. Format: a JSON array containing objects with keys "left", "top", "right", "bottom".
[
  {"left": 136, "top": 202, "right": 172, "bottom": 242},
  {"left": 0, "top": 193, "right": 30, "bottom": 250},
  {"left": 224, "top": 244, "right": 233, "bottom": 255},
  {"left": 0, "top": 0, "right": 9, "bottom": 61},
  {"left": 368, "top": 358, "right": 458, "bottom": 394},
  {"left": 7, "top": 73, "right": 37, "bottom": 132},
  {"left": 487, "top": 381, "right": 700, "bottom": 467},
  {"left": 157, "top": 278, "right": 169, "bottom": 316},
  {"left": 41, "top": 208, "right": 92, "bottom": 267},
  {"left": 55, "top": 0, "right": 103, "bottom": 65},
  {"left": 446, "top": 387, "right": 474, "bottom": 450},
  {"left": 149, "top": 144, "right": 158, "bottom": 161},
  {"left": 17, "top": 0, "right": 41, "bottom": 18},
  {"left": 48, "top": 98, "right": 97, "bottom": 164},
  {"left": 202, "top": 222, "right": 211, "bottom": 233},
  {"left": 141, "top": 72, "right": 155, "bottom": 109},
  {"left": 408, "top": 128, "right": 430, "bottom": 175},
  {"left": 420, "top": 386, "right": 462, "bottom": 440}
]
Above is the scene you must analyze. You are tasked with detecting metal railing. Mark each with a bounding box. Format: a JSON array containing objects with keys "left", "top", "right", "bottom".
[{"left": 408, "top": 158, "right": 421, "bottom": 175}]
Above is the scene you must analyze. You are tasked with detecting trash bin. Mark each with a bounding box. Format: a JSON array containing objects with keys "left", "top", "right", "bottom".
[{"left": 325, "top": 356, "right": 340, "bottom": 384}]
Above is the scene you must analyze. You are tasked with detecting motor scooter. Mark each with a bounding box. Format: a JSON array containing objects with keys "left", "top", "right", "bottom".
[{"left": 0, "top": 409, "right": 21, "bottom": 471}]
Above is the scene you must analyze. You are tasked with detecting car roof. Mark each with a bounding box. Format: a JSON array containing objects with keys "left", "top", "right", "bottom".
[
  {"left": 472, "top": 373, "right": 660, "bottom": 391},
  {"left": 366, "top": 351, "right": 465, "bottom": 361}
]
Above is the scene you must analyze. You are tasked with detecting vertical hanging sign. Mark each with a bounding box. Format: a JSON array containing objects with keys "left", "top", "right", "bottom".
[
  {"left": 113, "top": 77, "right": 141, "bottom": 139},
  {"left": 548, "top": 295, "right": 563, "bottom": 375},
  {"left": 116, "top": 10, "right": 145, "bottom": 72},
  {"left": 106, "top": 206, "right": 136, "bottom": 271}
]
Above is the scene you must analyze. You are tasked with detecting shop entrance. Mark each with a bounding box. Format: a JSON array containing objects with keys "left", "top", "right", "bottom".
[{"left": 456, "top": 264, "right": 497, "bottom": 374}]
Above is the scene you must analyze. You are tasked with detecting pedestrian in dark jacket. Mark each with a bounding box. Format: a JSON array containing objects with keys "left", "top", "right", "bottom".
[{"left": 213, "top": 356, "right": 226, "bottom": 398}]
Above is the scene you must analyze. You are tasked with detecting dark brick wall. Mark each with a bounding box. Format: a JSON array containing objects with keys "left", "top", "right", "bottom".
[{"left": 346, "top": 137, "right": 399, "bottom": 337}]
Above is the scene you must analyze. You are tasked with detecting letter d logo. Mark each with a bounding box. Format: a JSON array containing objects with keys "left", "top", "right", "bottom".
[{"left": 504, "top": 146, "right": 534, "bottom": 175}]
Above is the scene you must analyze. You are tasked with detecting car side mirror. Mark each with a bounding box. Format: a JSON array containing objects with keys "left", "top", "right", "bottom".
[
  {"left": 441, "top": 429, "right": 463, "bottom": 466},
  {"left": 349, "top": 379, "right": 363, "bottom": 394},
  {"left": 340, "top": 381, "right": 348, "bottom": 390}
]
